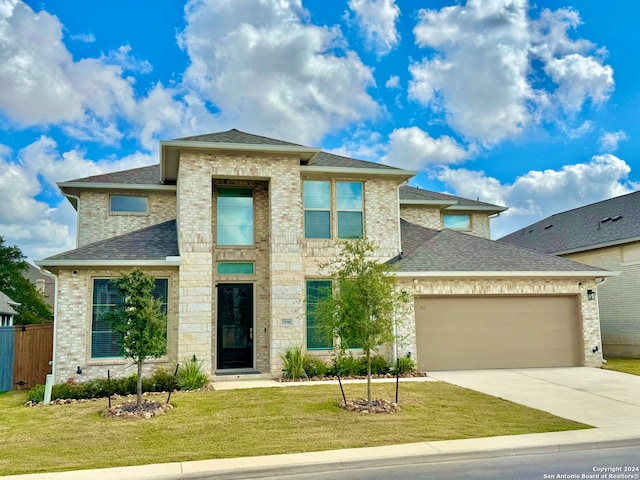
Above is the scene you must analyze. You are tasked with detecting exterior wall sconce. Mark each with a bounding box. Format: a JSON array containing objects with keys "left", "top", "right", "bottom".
[{"left": 587, "top": 289, "right": 596, "bottom": 301}]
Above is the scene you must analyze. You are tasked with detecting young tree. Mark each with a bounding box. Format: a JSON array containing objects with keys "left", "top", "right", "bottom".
[
  {"left": 107, "top": 269, "right": 167, "bottom": 411},
  {"left": 317, "top": 239, "right": 408, "bottom": 405},
  {"left": 0, "top": 236, "right": 52, "bottom": 324}
]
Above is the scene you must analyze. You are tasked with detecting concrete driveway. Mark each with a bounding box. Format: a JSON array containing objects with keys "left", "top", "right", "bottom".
[{"left": 430, "top": 367, "right": 640, "bottom": 428}]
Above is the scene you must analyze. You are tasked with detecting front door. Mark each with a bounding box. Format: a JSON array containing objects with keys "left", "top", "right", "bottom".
[{"left": 217, "top": 284, "right": 253, "bottom": 369}]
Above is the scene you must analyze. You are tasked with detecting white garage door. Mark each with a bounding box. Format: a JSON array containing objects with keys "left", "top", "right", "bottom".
[{"left": 415, "top": 296, "right": 581, "bottom": 371}]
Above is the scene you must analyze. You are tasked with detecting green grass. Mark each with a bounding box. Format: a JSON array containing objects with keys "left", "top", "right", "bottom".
[
  {"left": 603, "top": 358, "right": 640, "bottom": 376},
  {"left": 0, "top": 382, "right": 590, "bottom": 476}
]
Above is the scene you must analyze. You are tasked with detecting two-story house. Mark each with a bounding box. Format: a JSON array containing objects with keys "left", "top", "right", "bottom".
[{"left": 37, "top": 129, "right": 614, "bottom": 381}]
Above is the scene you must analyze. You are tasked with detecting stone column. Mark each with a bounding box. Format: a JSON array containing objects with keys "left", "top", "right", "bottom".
[{"left": 176, "top": 153, "right": 214, "bottom": 373}]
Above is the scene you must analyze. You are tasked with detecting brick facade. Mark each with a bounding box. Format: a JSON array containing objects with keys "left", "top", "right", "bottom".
[
  {"left": 53, "top": 267, "right": 179, "bottom": 381},
  {"left": 78, "top": 190, "right": 176, "bottom": 247}
]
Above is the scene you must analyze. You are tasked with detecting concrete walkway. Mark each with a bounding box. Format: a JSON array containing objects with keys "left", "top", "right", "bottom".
[{"left": 6, "top": 368, "right": 640, "bottom": 480}]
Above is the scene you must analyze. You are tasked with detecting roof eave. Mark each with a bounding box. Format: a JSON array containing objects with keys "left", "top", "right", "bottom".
[
  {"left": 35, "top": 257, "right": 181, "bottom": 270},
  {"left": 400, "top": 199, "right": 458, "bottom": 207},
  {"left": 59, "top": 182, "right": 175, "bottom": 198},
  {"left": 444, "top": 205, "right": 508, "bottom": 213},
  {"left": 301, "top": 165, "right": 416, "bottom": 179},
  {"left": 160, "top": 140, "right": 322, "bottom": 183},
  {"left": 554, "top": 236, "right": 640, "bottom": 256},
  {"left": 394, "top": 270, "right": 619, "bottom": 278}
]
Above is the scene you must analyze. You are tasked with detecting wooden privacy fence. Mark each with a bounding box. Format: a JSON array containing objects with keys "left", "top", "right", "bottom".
[{"left": 0, "top": 323, "right": 53, "bottom": 392}]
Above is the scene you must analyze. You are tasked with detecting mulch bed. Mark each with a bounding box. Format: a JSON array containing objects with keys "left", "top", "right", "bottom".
[
  {"left": 277, "top": 372, "right": 428, "bottom": 382},
  {"left": 102, "top": 400, "right": 173, "bottom": 419}
]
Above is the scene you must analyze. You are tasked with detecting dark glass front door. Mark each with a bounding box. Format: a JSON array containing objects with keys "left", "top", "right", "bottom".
[{"left": 217, "top": 284, "right": 253, "bottom": 369}]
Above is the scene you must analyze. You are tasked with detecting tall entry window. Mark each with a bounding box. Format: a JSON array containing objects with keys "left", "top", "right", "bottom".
[
  {"left": 217, "top": 188, "right": 254, "bottom": 245},
  {"left": 303, "top": 181, "right": 331, "bottom": 239},
  {"left": 91, "top": 278, "right": 168, "bottom": 358}
]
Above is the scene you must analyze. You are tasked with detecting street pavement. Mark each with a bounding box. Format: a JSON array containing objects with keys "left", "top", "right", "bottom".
[{"left": 6, "top": 367, "right": 640, "bottom": 480}]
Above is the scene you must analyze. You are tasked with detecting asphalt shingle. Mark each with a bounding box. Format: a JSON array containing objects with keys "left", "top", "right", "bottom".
[
  {"left": 499, "top": 190, "right": 640, "bottom": 254},
  {"left": 394, "top": 220, "right": 605, "bottom": 272},
  {"left": 400, "top": 185, "right": 505, "bottom": 209},
  {"left": 0, "top": 291, "right": 19, "bottom": 315},
  {"left": 44, "top": 220, "right": 178, "bottom": 261}
]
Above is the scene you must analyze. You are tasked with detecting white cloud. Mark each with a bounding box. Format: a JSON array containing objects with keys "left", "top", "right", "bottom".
[
  {"left": 347, "top": 0, "right": 400, "bottom": 57},
  {"left": 385, "top": 75, "right": 400, "bottom": 89},
  {"left": 0, "top": 1, "right": 138, "bottom": 137},
  {"left": 600, "top": 130, "right": 627, "bottom": 152},
  {"left": 409, "top": 0, "right": 614, "bottom": 146},
  {"left": 0, "top": 137, "right": 155, "bottom": 261},
  {"left": 383, "top": 127, "right": 472, "bottom": 169},
  {"left": 434, "top": 154, "right": 638, "bottom": 238},
  {"left": 178, "top": 0, "right": 379, "bottom": 145}
]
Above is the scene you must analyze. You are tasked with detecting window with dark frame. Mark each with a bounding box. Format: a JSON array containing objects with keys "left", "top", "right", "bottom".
[{"left": 91, "top": 278, "right": 168, "bottom": 358}]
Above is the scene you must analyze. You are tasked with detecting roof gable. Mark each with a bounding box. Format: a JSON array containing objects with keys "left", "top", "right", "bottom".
[
  {"left": 499, "top": 190, "right": 640, "bottom": 254},
  {"left": 400, "top": 185, "right": 507, "bottom": 212}
]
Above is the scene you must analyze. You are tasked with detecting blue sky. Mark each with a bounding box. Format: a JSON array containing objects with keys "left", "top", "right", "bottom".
[{"left": 1, "top": 0, "right": 638, "bottom": 262}]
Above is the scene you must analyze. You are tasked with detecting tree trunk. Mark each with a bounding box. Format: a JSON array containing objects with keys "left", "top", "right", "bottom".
[
  {"left": 136, "top": 361, "right": 143, "bottom": 411},
  {"left": 366, "top": 350, "right": 372, "bottom": 405}
]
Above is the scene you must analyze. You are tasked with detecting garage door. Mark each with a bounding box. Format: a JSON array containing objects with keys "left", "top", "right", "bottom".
[{"left": 415, "top": 296, "right": 581, "bottom": 371}]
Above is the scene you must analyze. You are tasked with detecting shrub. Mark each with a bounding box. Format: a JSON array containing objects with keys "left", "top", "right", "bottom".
[
  {"left": 303, "top": 356, "right": 328, "bottom": 378},
  {"left": 176, "top": 356, "right": 209, "bottom": 390},
  {"left": 394, "top": 356, "right": 416, "bottom": 374},
  {"left": 333, "top": 355, "right": 366, "bottom": 376},
  {"left": 281, "top": 345, "right": 307, "bottom": 379},
  {"left": 370, "top": 355, "right": 391, "bottom": 375}
]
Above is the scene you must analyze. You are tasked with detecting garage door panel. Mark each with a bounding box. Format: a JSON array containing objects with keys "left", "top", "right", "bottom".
[{"left": 415, "top": 296, "right": 581, "bottom": 371}]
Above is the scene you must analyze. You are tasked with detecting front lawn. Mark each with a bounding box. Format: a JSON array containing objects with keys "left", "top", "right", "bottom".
[
  {"left": 603, "top": 358, "right": 640, "bottom": 376},
  {"left": 0, "top": 381, "right": 590, "bottom": 476}
]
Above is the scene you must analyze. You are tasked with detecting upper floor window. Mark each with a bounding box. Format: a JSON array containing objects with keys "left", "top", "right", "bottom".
[
  {"left": 337, "top": 182, "right": 363, "bottom": 239},
  {"left": 303, "top": 180, "right": 363, "bottom": 239},
  {"left": 444, "top": 214, "right": 470, "bottom": 230},
  {"left": 110, "top": 195, "right": 147, "bottom": 213},
  {"left": 91, "top": 278, "right": 168, "bottom": 359},
  {"left": 217, "top": 188, "right": 253, "bottom": 246},
  {"left": 303, "top": 181, "right": 331, "bottom": 239}
]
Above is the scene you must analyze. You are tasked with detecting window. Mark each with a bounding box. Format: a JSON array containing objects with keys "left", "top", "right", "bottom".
[
  {"left": 337, "top": 182, "right": 363, "bottom": 239},
  {"left": 217, "top": 262, "right": 255, "bottom": 275},
  {"left": 110, "top": 195, "right": 147, "bottom": 213},
  {"left": 304, "top": 181, "right": 331, "bottom": 239},
  {"left": 444, "top": 214, "right": 470, "bottom": 229},
  {"left": 217, "top": 188, "right": 253, "bottom": 245},
  {"left": 91, "top": 278, "right": 168, "bottom": 358},
  {"left": 306, "top": 280, "right": 333, "bottom": 350}
]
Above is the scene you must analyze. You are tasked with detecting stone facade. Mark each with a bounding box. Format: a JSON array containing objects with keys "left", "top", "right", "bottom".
[
  {"left": 53, "top": 267, "right": 179, "bottom": 382},
  {"left": 78, "top": 190, "right": 177, "bottom": 247},
  {"left": 49, "top": 140, "right": 607, "bottom": 381},
  {"left": 566, "top": 244, "right": 640, "bottom": 357}
]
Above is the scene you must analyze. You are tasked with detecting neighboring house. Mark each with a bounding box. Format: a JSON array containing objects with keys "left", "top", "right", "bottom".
[
  {"left": 23, "top": 263, "right": 55, "bottom": 311},
  {"left": 36, "top": 129, "right": 613, "bottom": 381},
  {"left": 499, "top": 191, "right": 639, "bottom": 358},
  {"left": 0, "top": 291, "right": 19, "bottom": 327}
]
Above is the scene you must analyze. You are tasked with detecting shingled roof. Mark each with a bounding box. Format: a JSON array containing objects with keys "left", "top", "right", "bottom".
[
  {"left": 175, "top": 128, "right": 305, "bottom": 147},
  {"left": 0, "top": 291, "right": 19, "bottom": 315},
  {"left": 499, "top": 191, "right": 640, "bottom": 254},
  {"left": 40, "top": 220, "right": 178, "bottom": 262},
  {"left": 400, "top": 185, "right": 507, "bottom": 211},
  {"left": 63, "top": 164, "right": 162, "bottom": 185},
  {"left": 394, "top": 220, "right": 606, "bottom": 273}
]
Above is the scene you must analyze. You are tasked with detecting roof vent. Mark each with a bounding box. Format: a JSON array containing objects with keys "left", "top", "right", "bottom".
[
  {"left": 544, "top": 224, "right": 553, "bottom": 230},
  {"left": 600, "top": 217, "right": 611, "bottom": 223},
  {"left": 611, "top": 215, "right": 623, "bottom": 221}
]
